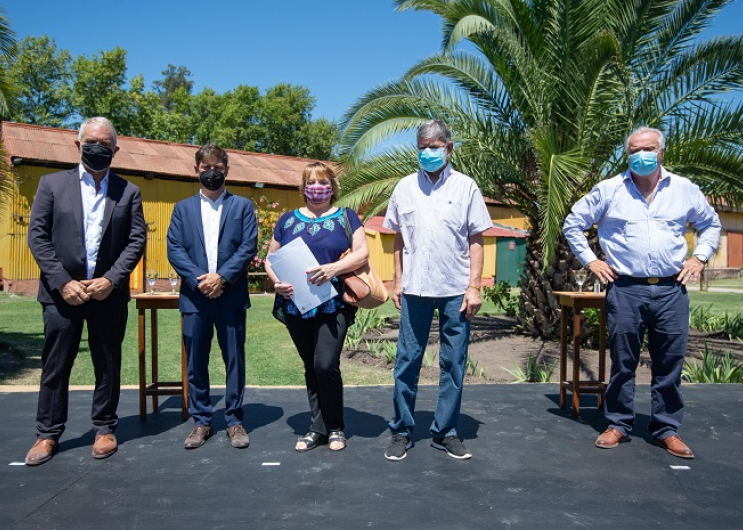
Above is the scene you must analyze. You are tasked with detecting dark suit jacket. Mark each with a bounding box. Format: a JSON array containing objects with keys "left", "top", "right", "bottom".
[
  {"left": 28, "top": 167, "right": 147, "bottom": 305},
  {"left": 166, "top": 192, "right": 258, "bottom": 313}
]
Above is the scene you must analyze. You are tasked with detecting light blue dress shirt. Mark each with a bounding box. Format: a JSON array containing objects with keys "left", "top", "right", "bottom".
[
  {"left": 563, "top": 168, "right": 721, "bottom": 277},
  {"left": 79, "top": 165, "right": 109, "bottom": 279}
]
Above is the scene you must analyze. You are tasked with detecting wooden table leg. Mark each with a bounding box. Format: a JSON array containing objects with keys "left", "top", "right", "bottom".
[
  {"left": 598, "top": 306, "right": 608, "bottom": 410},
  {"left": 138, "top": 307, "right": 146, "bottom": 421},
  {"left": 180, "top": 314, "right": 188, "bottom": 420},
  {"left": 572, "top": 308, "right": 582, "bottom": 418},
  {"left": 559, "top": 306, "right": 568, "bottom": 409},
  {"left": 150, "top": 309, "right": 159, "bottom": 414}
]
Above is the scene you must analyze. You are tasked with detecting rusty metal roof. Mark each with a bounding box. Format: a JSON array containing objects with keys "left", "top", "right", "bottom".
[{"left": 1, "top": 121, "right": 332, "bottom": 187}]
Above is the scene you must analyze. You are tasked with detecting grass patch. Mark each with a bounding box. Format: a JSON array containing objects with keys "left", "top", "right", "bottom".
[{"left": 0, "top": 293, "right": 399, "bottom": 387}]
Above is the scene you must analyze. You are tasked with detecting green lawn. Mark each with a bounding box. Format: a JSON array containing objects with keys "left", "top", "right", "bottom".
[
  {"left": 4, "top": 286, "right": 734, "bottom": 387},
  {"left": 0, "top": 292, "right": 506, "bottom": 387}
]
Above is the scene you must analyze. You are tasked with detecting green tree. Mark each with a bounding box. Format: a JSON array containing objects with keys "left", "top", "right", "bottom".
[
  {"left": 296, "top": 118, "right": 341, "bottom": 161},
  {"left": 339, "top": 0, "right": 743, "bottom": 338},
  {"left": 153, "top": 64, "right": 194, "bottom": 111},
  {"left": 0, "top": 9, "right": 17, "bottom": 220},
  {"left": 3, "top": 35, "right": 71, "bottom": 127},
  {"left": 258, "top": 83, "right": 316, "bottom": 156}
]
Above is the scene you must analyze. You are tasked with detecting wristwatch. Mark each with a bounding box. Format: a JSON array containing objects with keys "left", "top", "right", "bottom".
[{"left": 693, "top": 254, "right": 708, "bottom": 265}]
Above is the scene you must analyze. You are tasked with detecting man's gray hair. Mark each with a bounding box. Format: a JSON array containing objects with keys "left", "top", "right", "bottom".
[
  {"left": 624, "top": 126, "right": 665, "bottom": 154},
  {"left": 79, "top": 117, "right": 118, "bottom": 147},
  {"left": 417, "top": 120, "right": 452, "bottom": 145}
]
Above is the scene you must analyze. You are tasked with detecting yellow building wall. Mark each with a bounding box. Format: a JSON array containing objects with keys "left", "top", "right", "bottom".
[
  {"left": 364, "top": 231, "right": 497, "bottom": 284},
  {"left": 487, "top": 205, "right": 528, "bottom": 230},
  {"left": 0, "top": 163, "right": 308, "bottom": 288}
]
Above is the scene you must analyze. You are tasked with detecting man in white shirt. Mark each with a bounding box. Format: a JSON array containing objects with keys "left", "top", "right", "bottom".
[
  {"left": 383, "top": 120, "right": 493, "bottom": 461},
  {"left": 167, "top": 144, "right": 258, "bottom": 450}
]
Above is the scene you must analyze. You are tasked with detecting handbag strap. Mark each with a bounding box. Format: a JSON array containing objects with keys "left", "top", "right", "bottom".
[{"left": 342, "top": 208, "right": 353, "bottom": 249}]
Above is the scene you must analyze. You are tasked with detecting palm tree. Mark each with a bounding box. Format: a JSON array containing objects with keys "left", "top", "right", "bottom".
[
  {"left": 0, "top": 9, "right": 17, "bottom": 219},
  {"left": 339, "top": 0, "right": 743, "bottom": 338}
]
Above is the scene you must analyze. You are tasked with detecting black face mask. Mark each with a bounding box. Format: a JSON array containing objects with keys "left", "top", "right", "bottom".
[
  {"left": 81, "top": 143, "right": 114, "bottom": 172},
  {"left": 200, "top": 169, "right": 225, "bottom": 191}
]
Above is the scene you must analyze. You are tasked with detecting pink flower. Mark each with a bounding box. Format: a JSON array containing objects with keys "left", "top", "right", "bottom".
[
  {"left": 259, "top": 197, "right": 265, "bottom": 203},
  {"left": 272, "top": 202, "right": 279, "bottom": 208}
]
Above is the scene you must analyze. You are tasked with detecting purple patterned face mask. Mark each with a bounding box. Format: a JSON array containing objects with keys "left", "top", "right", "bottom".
[{"left": 304, "top": 183, "right": 333, "bottom": 204}]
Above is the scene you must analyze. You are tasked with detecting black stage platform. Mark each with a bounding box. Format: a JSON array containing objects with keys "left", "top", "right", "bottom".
[{"left": 1, "top": 384, "right": 742, "bottom": 530}]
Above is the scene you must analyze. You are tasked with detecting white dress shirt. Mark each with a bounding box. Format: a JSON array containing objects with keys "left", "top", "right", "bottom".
[
  {"left": 383, "top": 165, "right": 493, "bottom": 297},
  {"left": 79, "top": 164, "right": 109, "bottom": 279},
  {"left": 200, "top": 190, "right": 226, "bottom": 274}
]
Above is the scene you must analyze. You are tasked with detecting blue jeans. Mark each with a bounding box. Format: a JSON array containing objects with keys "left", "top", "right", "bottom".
[
  {"left": 389, "top": 293, "right": 470, "bottom": 438},
  {"left": 604, "top": 279, "right": 689, "bottom": 440}
]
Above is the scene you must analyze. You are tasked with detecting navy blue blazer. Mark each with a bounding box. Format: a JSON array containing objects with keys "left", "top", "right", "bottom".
[
  {"left": 166, "top": 192, "right": 258, "bottom": 313},
  {"left": 28, "top": 167, "right": 146, "bottom": 305}
]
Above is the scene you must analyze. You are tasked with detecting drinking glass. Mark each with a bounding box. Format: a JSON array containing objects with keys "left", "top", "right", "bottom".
[
  {"left": 168, "top": 271, "right": 178, "bottom": 294},
  {"left": 574, "top": 269, "right": 587, "bottom": 293},
  {"left": 146, "top": 269, "right": 158, "bottom": 295}
]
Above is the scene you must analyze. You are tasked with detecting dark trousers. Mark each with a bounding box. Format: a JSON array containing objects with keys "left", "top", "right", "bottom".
[
  {"left": 36, "top": 299, "right": 128, "bottom": 439},
  {"left": 604, "top": 279, "right": 689, "bottom": 440},
  {"left": 182, "top": 304, "right": 246, "bottom": 427},
  {"left": 285, "top": 309, "right": 354, "bottom": 436}
]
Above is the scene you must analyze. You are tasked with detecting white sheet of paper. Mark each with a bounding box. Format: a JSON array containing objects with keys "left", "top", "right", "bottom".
[{"left": 267, "top": 238, "right": 337, "bottom": 314}]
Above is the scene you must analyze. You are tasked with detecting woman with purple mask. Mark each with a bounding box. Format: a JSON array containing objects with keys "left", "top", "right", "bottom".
[{"left": 265, "top": 162, "right": 369, "bottom": 452}]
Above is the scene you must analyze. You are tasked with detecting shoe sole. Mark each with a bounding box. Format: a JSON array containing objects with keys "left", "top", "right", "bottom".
[
  {"left": 385, "top": 441, "right": 412, "bottom": 461},
  {"left": 431, "top": 441, "right": 472, "bottom": 459}
]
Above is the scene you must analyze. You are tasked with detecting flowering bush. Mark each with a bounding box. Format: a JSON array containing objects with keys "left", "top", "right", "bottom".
[{"left": 249, "top": 195, "right": 286, "bottom": 276}]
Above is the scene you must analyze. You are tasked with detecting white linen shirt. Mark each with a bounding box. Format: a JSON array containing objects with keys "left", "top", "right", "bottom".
[
  {"left": 79, "top": 164, "right": 109, "bottom": 279},
  {"left": 563, "top": 167, "right": 721, "bottom": 277},
  {"left": 200, "top": 190, "right": 226, "bottom": 274},
  {"left": 384, "top": 165, "right": 493, "bottom": 297}
]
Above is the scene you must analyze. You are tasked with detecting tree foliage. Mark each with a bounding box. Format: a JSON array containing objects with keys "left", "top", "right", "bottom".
[
  {"left": 5, "top": 37, "right": 339, "bottom": 160},
  {"left": 339, "top": 0, "right": 743, "bottom": 338}
]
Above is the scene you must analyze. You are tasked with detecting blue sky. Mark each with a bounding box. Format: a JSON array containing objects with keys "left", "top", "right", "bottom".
[{"left": 3, "top": 0, "right": 743, "bottom": 123}]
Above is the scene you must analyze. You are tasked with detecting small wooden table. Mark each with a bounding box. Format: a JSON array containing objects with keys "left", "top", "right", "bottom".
[
  {"left": 554, "top": 291, "right": 608, "bottom": 418},
  {"left": 133, "top": 293, "right": 188, "bottom": 421}
]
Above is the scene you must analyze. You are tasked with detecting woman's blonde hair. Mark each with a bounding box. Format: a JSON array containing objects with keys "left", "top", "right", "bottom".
[{"left": 300, "top": 162, "right": 339, "bottom": 203}]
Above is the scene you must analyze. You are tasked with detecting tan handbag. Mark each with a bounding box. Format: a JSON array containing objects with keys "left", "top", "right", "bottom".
[{"left": 338, "top": 209, "right": 389, "bottom": 309}]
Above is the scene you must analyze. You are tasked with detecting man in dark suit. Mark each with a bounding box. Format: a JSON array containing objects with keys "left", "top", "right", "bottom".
[
  {"left": 167, "top": 144, "right": 258, "bottom": 449},
  {"left": 25, "top": 117, "right": 146, "bottom": 466}
]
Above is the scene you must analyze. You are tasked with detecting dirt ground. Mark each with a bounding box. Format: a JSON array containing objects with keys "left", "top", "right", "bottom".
[{"left": 343, "top": 314, "right": 743, "bottom": 385}]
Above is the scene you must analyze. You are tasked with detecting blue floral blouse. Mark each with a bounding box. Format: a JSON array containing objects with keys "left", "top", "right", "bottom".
[{"left": 272, "top": 207, "right": 363, "bottom": 318}]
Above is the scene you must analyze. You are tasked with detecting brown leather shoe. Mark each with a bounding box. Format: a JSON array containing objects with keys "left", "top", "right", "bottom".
[
  {"left": 595, "top": 427, "right": 627, "bottom": 449},
  {"left": 25, "top": 438, "right": 57, "bottom": 466},
  {"left": 92, "top": 433, "right": 118, "bottom": 459},
  {"left": 184, "top": 425, "right": 212, "bottom": 449},
  {"left": 654, "top": 434, "right": 694, "bottom": 459},
  {"left": 226, "top": 424, "right": 250, "bottom": 449}
]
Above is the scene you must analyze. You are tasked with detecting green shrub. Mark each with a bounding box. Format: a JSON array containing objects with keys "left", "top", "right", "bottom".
[
  {"left": 682, "top": 344, "right": 743, "bottom": 383},
  {"left": 482, "top": 281, "right": 517, "bottom": 317},
  {"left": 503, "top": 354, "right": 555, "bottom": 383}
]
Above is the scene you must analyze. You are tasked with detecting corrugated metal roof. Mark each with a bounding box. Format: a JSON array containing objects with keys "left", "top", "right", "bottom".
[
  {"left": 365, "top": 216, "right": 527, "bottom": 238},
  {"left": 1, "top": 121, "right": 331, "bottom": 187}
]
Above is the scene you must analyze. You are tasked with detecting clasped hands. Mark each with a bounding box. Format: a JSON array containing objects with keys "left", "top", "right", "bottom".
[
  {"left": 197, "top": 273, "right": 225, "bottom": 299},
  {"left": 59, "top": 277, "right": 114, "bottom": 305}
]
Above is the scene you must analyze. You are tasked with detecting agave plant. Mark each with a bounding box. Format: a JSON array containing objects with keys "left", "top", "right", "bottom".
[{"left": 339, "top": 0, "right": 743, "bottom": 338}]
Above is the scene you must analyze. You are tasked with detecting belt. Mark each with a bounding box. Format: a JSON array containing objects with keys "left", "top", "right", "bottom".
[{"left": 617, "top": 275, "right": 677, "bottom": 285}]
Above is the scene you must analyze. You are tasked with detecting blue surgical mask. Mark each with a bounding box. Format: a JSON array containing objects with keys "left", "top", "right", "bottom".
[
  {"left": 418, "top": 147, "right": 447, "bottom": 173},
  {"left": 628, "top": 151, "right": 658, "bottom": 177}
]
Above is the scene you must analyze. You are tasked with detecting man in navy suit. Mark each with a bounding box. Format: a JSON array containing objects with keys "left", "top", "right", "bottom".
[
  {"left": 26, "top": 117, "right": 146, "bottom": 465},
  {"left": 167, "top": 144, "right": 258, "bottom": 449}
]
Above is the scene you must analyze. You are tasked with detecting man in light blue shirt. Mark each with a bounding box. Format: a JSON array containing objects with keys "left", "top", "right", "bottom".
[
  {"left": 564, "top": 127, "right": 721, "bottom": 459},
  {"left": 382, "top": 120, "right": 493, "bottom": 461}
]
